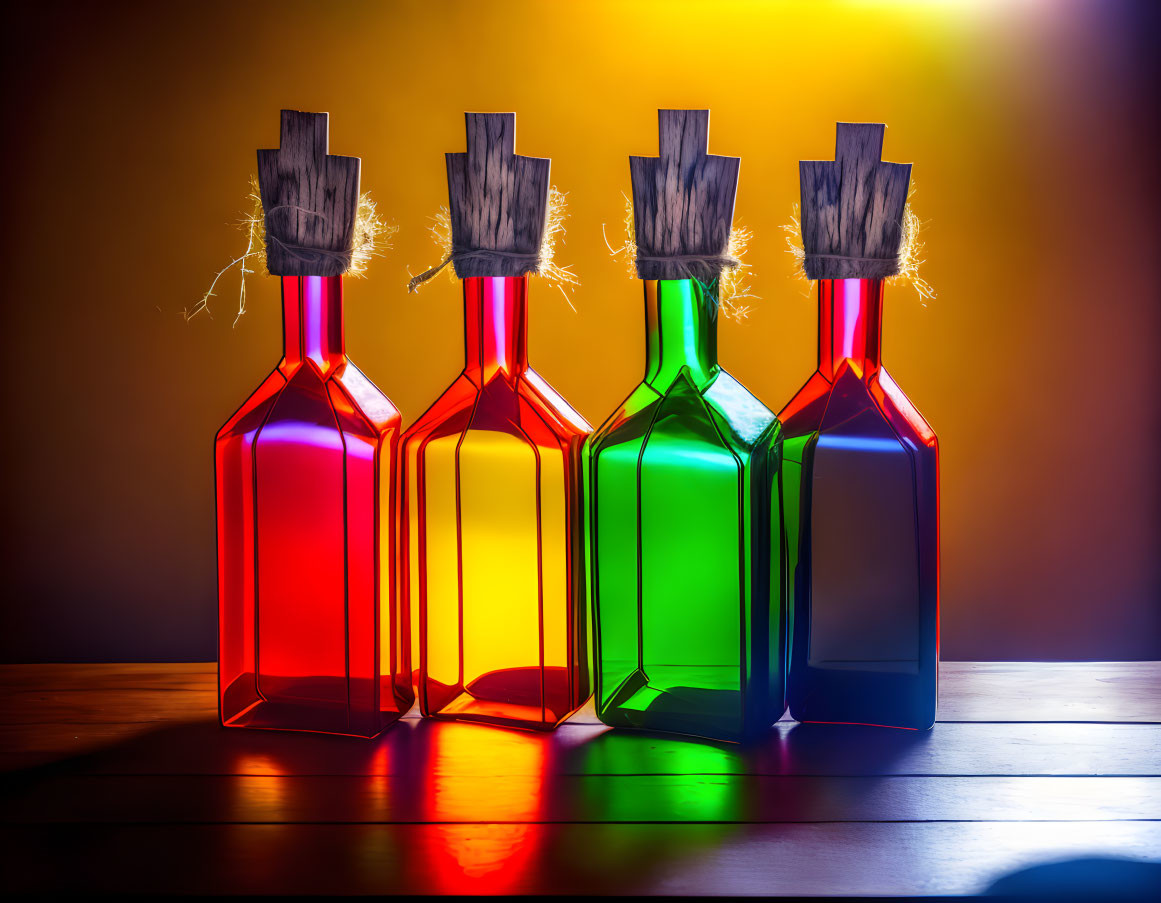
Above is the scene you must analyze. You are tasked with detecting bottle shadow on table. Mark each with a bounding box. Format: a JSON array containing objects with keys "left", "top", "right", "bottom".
[
  {"left": 0, "top": 713, "right": 928, "bottom": 895},
  {"left": 984, "top": 856, "right": 1161, "bottom": 900}
]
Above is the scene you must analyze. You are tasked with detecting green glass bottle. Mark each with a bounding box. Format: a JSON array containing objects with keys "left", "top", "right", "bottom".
[{"left": 585, "top": 110, "right": 785, "bottom": 742}]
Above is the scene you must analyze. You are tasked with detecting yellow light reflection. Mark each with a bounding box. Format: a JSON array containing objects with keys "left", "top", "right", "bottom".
[{"left": 422, "top": 723, "right": 549, "bottom": 893}]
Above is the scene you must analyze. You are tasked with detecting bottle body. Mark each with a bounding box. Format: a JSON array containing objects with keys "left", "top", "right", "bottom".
[
  {"left": 402, "top": 276, "right": 591, "bottom": 729},
  {"left": 781, "top": 279, "right": 939, "bottom": 729},
  {"left": 216, "top": 276, "right": 411, "bottom": 737},
  {"left": 587, "top": 279, "right": 785, "bottom": 743}
]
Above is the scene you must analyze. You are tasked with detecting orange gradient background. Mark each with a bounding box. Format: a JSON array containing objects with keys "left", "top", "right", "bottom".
[{"left": 0, "top": 0, "right": 1157, "bottom": 661}]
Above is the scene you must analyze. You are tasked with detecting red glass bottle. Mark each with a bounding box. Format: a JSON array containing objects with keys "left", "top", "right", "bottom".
[
  {"left": 401, "top": 274, "right": 591, "bottom": 729},
  {"left": 216, "top": 277, "right": 412, "bottom": 734},
  {"left": 781, "top": 278, "right": 939, "bottom": 729}
]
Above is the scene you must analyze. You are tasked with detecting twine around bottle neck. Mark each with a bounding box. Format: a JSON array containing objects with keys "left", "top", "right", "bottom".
[
  {"left": 408, "top": 248, "right": 542, "bottom": 293},
  {"left": 634, "top": 251, "right": 740, "bottom": 282},
  {"left": 802, "top": 251, "right": 901, "bottom": 281},
  {"left": 264, "top": 204, "right": 353, "bottom": 276}
]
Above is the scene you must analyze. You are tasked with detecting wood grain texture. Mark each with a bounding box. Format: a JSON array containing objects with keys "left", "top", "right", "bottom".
[
  {"left": 257, "top": 110, "right": 360, "bottom": 277},
  {"left": 800, "top": 122, "right": 911, "bottom": 280},
  {"left": 445, "top": 112, "right": 549, "bottom": 277},
  {"left": 630, "top": 109, "right": 740, "bottom": 280},
  {"left": 937, "top": 662, "right": 1161, "bottom": 722}
]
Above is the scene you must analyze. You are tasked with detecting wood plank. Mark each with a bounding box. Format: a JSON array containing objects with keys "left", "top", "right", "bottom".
[
  {"left": 3, "top": 774, "right": 1158, "bottom": 825},
  {"left": 938, "top": 662, "right": 1161, "bottom": 722},
  {"left": 0, "top": 662, "right": 216, "bottom": 692},
  {"left": 2, "top": 662, "right": 1156, "bottom": 726},
  {"left": 0, "top": 688, "right": 214, "bottom": 725},
  {"left": 0, "top": 664, "right": 216, "bottom": 769},
  {"left": 2, "top": 719, "right": 1158, "bottom": 777},
  {"left": 2, "top": 822, "right": 1158, "bottom": 896},
  {"left": 2, "top": 663, "right": 1159, "bottom": 774}
]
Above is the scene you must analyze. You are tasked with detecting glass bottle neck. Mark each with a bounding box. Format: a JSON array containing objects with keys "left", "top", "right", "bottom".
[
  {"left": 281, "top": 275, "right": 345, "bottom": 373},
  {"left": 463, "top": 276, "right": 529, "bottom": 382},
  {"left": 643, "top": 279, "right": 719, "bottom": 390},
  {"left": 818, "top": 278, "right": 884, "bottom": 381}
]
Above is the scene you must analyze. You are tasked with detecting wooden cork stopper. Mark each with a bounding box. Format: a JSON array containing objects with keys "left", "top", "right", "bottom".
[
  {"left": 445, "top": 113, "right": 550, "bottom": 278},
  {"left": 629, "top": 109, "right": 740, "bottom": 281},
  {"left": 799, "top": 123, "right": 911, "bottom": 280},
  {"left": 257, "top": 110, "right": 360, "bottom": 277}
]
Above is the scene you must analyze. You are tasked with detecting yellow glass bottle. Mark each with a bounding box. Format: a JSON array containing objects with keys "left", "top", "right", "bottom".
[
  {"left": 400, "top": 114, "right": 591, "bottom": 729},
  {"left": 402, "top": 275, "right": 590, "bottom": 727}
]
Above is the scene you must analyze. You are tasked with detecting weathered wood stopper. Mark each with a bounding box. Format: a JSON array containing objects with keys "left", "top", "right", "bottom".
[
  {"left": 800, "top": 123, "right": 912, "bottom": 280},
  {"left": 445, "top": 112, "right": 549, "bottom": 278},
  {"left": 629, "top": 109, "right": 740, "bottom": 281},
  {"left": 257, "top": 110, "right": 360, "bottom": 277}
]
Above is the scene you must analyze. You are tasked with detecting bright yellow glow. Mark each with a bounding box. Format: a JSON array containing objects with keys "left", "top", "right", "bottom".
[
  {"left": 457, "top": 430, "right": 541, "bottom": 699},
  {"left": 415, "top": 427, "right": 570, "bottom": 719},
  {"left": 427, "top": 721, "right": 545, "bottom": 817}
]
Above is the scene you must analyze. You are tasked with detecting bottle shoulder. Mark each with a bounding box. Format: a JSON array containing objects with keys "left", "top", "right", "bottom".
[
  {"left": 519, "top": 369, "right": 591, "bottom": 437},
  {"left": 403, "top": 369, "right": 586, "bottom": 453},
  {"left": 779, "top": 371, "right": 834, "bottom": 439},
  {"left": 241, "top": 365, "right": 345, "bottom": 452},
  {"left": 780, "top": 364, "right": 937, "bottom": 454},
  {"left": 401, "top": 373, "right": 479, "bottom": 444},
  {"left": 329, "top": 361, "right": 401, "bottom": 434},
  {"left": 701, "top": 369, "right": 780, "bottom": 449},
  {"left": 871, "top": 367, "right": 938, "bottom": 450},
  {"left": 216, "top": 367, "right": 287, "bottom": 442},
  {"left": 590, "top": 369, "right": 779, "bottom": 460}
]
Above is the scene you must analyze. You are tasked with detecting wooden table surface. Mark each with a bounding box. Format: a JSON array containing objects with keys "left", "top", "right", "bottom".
[{"left": 1, "top": 662, "right": 1159, "bottom": 896}]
